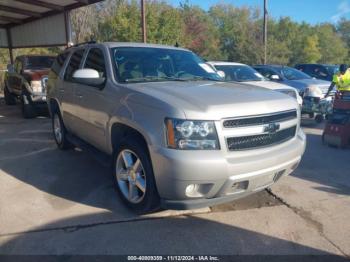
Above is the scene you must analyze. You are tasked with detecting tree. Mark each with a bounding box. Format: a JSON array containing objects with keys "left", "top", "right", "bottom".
[
  {"left": 209, "top": 4, "right": 263, "bottom": 63},
  {"left": 181, "top": 3, "right": 221, "bottom": 60},
  {"left": 300, "top": 35, "right": 321, "bottom": 63},
  {"left": 316, "top": 24, "right": 348, "bottom": 64}
]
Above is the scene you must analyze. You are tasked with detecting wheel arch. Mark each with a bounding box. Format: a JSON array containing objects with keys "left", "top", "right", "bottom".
[
  {"left": 48, "top": 98, "right": 61, "bottom": 118},
  {"left": 110, "top": 122, "right": 150, "bottom": 153}
]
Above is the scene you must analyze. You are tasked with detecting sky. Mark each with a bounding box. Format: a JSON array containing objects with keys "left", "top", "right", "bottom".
[{"left": 169, "top": 0, "right": 350, "bottom": 24}]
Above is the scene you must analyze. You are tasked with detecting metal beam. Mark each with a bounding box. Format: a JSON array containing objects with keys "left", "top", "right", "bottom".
[
  {"left": 13, "top": 0, "right": 64, "bottom": 11},
  {"left": 263, "top": 0, "right": 268, "bottom": 64},
  {"left": 0, "top": 15, "right": 22, "bottom": 24},
  {"left": 0, "top": 4, "right": 42, "bottom": 17},
  {"left": 141, "top": 0, "right": 146, "bottom": 43},
  {"left": 6, "top": 28, "right": 13, "bottom": 64}
]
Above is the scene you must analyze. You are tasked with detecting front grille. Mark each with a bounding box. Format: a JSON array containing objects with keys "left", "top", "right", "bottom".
[
  {"left": 227, "top": 126, "right": 296, "bottom": 151},
  {"left": 223, "top": 110, "right": 297, "bottom": 128}
]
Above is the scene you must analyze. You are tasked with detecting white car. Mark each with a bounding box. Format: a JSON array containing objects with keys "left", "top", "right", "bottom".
[{"left": 208, "top": 61, "right": 303, "bottom": 106}]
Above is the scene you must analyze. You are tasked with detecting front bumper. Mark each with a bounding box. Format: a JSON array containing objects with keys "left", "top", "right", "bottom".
[
  {"left": 30, "top": 93, "right": 47, "bottom": 104},
  {"left": 302, "top": 96, "right": 332, "bottom": 115},
  {"left": 150, "top": 128, "right": 306, "bottom": 210}
]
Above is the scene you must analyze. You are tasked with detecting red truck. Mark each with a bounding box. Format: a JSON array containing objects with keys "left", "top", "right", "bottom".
[{"left": 4, "top": 55, "right": 55, "bottom": 118}]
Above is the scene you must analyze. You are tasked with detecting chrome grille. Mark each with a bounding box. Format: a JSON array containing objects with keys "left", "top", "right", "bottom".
[
  {"left": 227, "top": 126, "right": 296, "bottom": 151},
  {"left": 223, "top": 110, "right": 297, "bottom": 128}
]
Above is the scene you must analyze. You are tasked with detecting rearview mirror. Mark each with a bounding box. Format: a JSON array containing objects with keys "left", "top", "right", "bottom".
[
  {"left": 270, "top": 74, "right": 280, "bottom": 81},
  {"left": 73, "top": 69, "right": 105, "bottom": 87},
  {"left": 7, "top": 64, "right": 14, "bottom": 73}
]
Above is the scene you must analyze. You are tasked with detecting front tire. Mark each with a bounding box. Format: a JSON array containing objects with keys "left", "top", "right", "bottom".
[
  {"left": 4, "top": 85, "right": 16, "bottom": 105},
  {"left": 52, "top": 109, "right": 71, "bottom": 150},
  {"left": 112, "top": 136, "right": 160, "bottom": 213}
]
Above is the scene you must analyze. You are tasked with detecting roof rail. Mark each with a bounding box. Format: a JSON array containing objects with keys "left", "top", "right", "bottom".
[{"left": 66, "top": 40, "right": 97, "bottom": 49}]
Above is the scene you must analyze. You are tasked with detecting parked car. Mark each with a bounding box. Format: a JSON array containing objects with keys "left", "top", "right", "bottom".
[
  {"left": 253, "top": 64, "right": 333, "bottom": 122},
  {"left": 47, "top": 42, "right": 306, "bottom": 213},
  {"left": 4, "top": 55, "right": 55, "bottom": 118},
  {"left": 295, "top": 64, "right": 339, "bottom": 81},
  {"left": 208, "top": 61, "right": 303, "bottom": 106}
]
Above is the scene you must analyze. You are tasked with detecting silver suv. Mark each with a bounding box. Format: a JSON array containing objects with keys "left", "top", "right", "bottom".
[{"left": 47, "top": 42, "right": 306, "bottom": 213}]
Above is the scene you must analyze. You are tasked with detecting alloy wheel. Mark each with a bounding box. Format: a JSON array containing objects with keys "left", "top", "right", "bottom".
[{"left": 115, "top": 149, "right": 146, "bottom": 204}]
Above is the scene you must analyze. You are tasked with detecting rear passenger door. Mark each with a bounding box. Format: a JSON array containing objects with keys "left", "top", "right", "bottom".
[
  {"left": 61, "top": 49, "right": 85, "bottom": 134},
  {"left": 73, "top": 47, "right": 110, "bottom": 151}
]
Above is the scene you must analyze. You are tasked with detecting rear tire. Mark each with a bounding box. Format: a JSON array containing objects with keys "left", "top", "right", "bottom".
[
  {"left": 112, "top": 136, "right": 160, "bottom": 213},
  {"left": 4, "top": 85, "right": 16, "bottom": 105},
  {"left": 52, "top": 109, "right": 71, "bottom": 150}
]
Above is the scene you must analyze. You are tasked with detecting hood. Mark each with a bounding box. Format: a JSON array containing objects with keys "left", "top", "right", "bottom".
[
  {"left": 23, "top": 69, "right": 50, "bottom": 81},
  {"left": 244, "top": 80, "right": 296, "bottom": 91},
  {"left": 128, "top": 81, "right": 298, "bottom": 120},
  {"left": 286, "top": 78, "right": 331, "bottom": 94}
]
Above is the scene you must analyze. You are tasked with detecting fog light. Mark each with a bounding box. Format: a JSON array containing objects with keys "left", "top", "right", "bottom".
[{"left": 185, "top": 184, "right": 202, "bottom": 197}]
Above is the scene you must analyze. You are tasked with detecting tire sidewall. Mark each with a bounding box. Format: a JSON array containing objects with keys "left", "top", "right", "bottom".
[
  {"left": 52, "top": 110, "right": 69, "bottom": 150},
  {"left": 112, "top": 137, "right": 159, "bottom": 213}
]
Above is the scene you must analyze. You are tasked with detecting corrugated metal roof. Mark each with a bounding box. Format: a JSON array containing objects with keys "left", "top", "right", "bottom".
[{"left": 0, "top": 0, "right": 103, "bottom": 28}]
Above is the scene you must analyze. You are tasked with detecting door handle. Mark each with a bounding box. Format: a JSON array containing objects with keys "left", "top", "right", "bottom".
[{"left": 76, "top": 93, "right": 83, "bottom": 99}]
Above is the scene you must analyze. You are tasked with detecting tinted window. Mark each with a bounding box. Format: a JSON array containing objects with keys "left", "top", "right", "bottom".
[
  {"left": 297, "top": 65, "right": 313, "bottom": 75},
  {"left": 25, "top": 56, "right": 54, "bottom": 69},
  {"left": 325, "top": 65, "right": 339, "bottom": 75},
  {"left": 215, "top": 65, "right": 264, "bottom": 82},
  {"left": 254, "top": 67, "right": 277, "bottom": 79},
  {"left": 83, "top": 48, "right": 106, "bottom": 78},
  {"left": 64, "top": 49, "right": 85, "bottom": 81},
  {"left": 281, "top": 67, "right": 311, "bottom": 80},
  {"left": 112, "top": 47, "right": 221, "bottom": 83},
  {"left": 52, "top": 53, "right": 68, "bottom": 75}
]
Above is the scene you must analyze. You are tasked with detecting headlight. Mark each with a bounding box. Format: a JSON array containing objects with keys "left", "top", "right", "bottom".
[
  {"left": 165, "top": 118, "right": 220, "bottom": 150},
  {"left": 30, "top": 80, "right": 43, "bottom": 93},
  {"left": 304, "top": 86, "right": 323, "bottom": 97}
]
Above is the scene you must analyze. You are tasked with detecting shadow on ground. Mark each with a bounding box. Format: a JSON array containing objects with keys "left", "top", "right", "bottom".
[
  {"left": 293, "top": 121, "right": 350, "bottom": 196},
  {"left": 0, "top": 212, "right": 345, "bottom": 256}
]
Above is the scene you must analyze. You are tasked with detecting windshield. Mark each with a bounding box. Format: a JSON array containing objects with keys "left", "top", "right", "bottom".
[
  {"left": 25, "top": 56, "right": 55, "bottom": 69},
  {"left": 281, "top": 67, "right": 311, "bottom": 80},
  {"left": 111, "top": 47, "right": 221, "bottom": 83},
  {"left": 324, "top": 65, "right": 339, "bottom": 75},
  {"left": 214, "top": 65, "right": 265, "bottom": 82}
]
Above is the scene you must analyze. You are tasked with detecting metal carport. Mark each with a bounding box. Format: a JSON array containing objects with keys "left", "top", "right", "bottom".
[{"left": 0, "top": 0, "right": 103, "bottom": 64}]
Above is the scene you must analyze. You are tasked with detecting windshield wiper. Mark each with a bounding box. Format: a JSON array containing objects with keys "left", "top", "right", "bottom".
[
  {"left": 185, "top": 76, "right": 221, "bottom": 81},
  {"left": 125, "top": 76, "right": 187, "bottom": 83}
]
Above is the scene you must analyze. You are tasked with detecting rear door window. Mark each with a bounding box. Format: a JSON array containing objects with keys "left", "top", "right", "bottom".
[{"left": 64, "top": 49, "right": 85, "bottom": 81}]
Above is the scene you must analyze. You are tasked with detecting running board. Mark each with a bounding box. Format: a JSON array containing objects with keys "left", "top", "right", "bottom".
[{"left": 66, "top": 133, "right": 112, "bottom": 168}]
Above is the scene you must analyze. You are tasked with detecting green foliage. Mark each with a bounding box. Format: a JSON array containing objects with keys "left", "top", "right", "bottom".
[
  {"left": 301, "top": 35, "right": 322, "bottom": 63},
  {"left": 2, "top": 0, "right": 350, "bottom": 77},
  {"left": 316, "top": 24, "right": 348, "bottom": 64}
]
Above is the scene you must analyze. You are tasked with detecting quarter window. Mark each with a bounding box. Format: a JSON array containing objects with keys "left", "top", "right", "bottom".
[{"left": 64, "top": 49, "right": 85, "bottom": 81}]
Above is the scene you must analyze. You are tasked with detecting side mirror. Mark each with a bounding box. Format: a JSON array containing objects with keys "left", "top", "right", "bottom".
[
  {"left": 73, "top": 69, "right": 105, "bottom": 87},
  {"left": 217, "top": 70, "right": 226, "bottom": 79},
  {"left": 7, "top": 64, "right": 14, "bottom": 73},
  {"left": 270, "top": 74, "right": 280, "bottom": 81}
]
